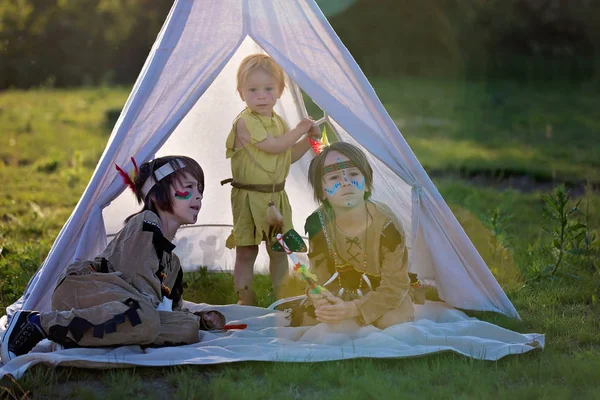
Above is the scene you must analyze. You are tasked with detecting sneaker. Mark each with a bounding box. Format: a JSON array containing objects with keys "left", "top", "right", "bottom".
[{"left": 1, "top": 311, "right": 46, "bottom": 364}]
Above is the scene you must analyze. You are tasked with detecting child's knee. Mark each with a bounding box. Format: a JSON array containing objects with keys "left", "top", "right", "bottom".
[
  {"left": 269, "top": 250, "right": 287, "bottom": 263},
  {"left": 129, "top": 304, "right": 161, "bottom": 343},
  {"left": 236, "top": 246, "right": 259, "bottom": 263},
  {"left": 374, "top": 300, "right": 414, "bottom": 329}
]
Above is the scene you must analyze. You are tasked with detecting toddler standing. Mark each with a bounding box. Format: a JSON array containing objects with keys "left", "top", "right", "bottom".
[{"left": 224, "top": 54, "right": 319, "bottom": 305}]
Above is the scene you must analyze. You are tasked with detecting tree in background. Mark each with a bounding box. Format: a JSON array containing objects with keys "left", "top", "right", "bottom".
[
  {"left": 0, "top": 0, "right": 171, "bottom": 88},
  {"left": 329, "top": 0, "right": 599, "bottom": 81},
  {"left": 0, "top": 0, "right": 598, "bottom": 89}
]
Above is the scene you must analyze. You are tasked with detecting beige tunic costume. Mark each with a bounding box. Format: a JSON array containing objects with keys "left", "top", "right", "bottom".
[
  {"left": 40, "top": 211, "right": 201, "bottom": 347},
  {"left": 225, "top": 108, "right": 293, "bottom": 247},
  {"left": 304, "top": 201, "right": 414, "bottom": 328}
]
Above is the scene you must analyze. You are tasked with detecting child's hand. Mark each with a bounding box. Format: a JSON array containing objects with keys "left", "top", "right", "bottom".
[
  {"left": 308, "top": 122, "right": 321, "bottom": 140},
  {"left": 308, "top": 289, "right": 334, "bottom": 310},
  {"left": 295, "top": 118, "right": 314, "bottom": 134},
  {"left": 314, "top": 296, "right": 358, "bottom": 324},
  {"left": 194, "top": 310, "right": 226, "bottom": 330}
]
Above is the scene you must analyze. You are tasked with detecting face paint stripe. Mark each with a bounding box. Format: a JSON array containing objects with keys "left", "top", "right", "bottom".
[
  {"left": 175, "top": 190, "right": 191, "bottom": 200},
  {"left": 324, "top": 182, "right": 341, "bottom": 196},
  {"left": 351, "top": 178, "right": 365, "bottom": 191}
]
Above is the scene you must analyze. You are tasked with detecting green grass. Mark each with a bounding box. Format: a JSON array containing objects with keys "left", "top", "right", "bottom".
[
  {"left": 0, "top": 87, "right": 130, "bottom": 307},
  {"left": 305, "top": 78, "right": 600, "bottom": 181},
  {"left": 1, "top": 82, "right": 600, "bottom": 399},
  {"left": 371, "top": 78, "right": 600, "bottom": 182},
  {"left": 4, "top": 351, "right": 599, "bottom": 399}
]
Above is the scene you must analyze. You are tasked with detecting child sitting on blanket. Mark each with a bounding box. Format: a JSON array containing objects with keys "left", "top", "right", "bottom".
[
  {"left": 300, "top": 142, "right": 416, "bottom": 329},
  {"left": 1, "top": 156, "right": 225, "bottom": 364},
  {"left": 223, "top": 54, "right": 320, "bottom": 305}
]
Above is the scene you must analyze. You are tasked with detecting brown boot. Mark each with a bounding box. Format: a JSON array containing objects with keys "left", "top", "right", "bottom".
[{"left": 236, "top": 287, "right": 256, "bottom": 306}]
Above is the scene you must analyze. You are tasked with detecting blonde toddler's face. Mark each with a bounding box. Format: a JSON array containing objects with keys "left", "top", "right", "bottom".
[{"left": 238, "top": 69, "right": 281, "bottom": 117}]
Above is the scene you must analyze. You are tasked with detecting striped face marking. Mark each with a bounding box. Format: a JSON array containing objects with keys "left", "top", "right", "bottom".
[
  {"left": 322, "top": 151, "right": 367, "bottom": 209},
  {"left": 175, "top": 190, "right": 191, "bottom": 200},
  {"left": 323, "top": 158, "right": 365, "bottom": 197},
  {"left": 324, "top": 182, "right": 342, "bottom": 196},
  {"left": 351, "top": 178, "right": 365, "bottom": 191},
  {"left": 338, "top": 158, "right": 350, "bottom": 183}
]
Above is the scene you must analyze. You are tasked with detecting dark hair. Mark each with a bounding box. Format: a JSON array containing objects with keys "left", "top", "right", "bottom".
[
  {"left": 125, "top": 155, "right": 204, "bottom": 222},
  {"left": 307, "top": 142, "right": 373, "bottom": 203}
]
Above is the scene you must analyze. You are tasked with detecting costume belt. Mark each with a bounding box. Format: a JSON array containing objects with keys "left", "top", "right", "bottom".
[{"left": 220, "top": 178, "right": 286, "bottom": 193}]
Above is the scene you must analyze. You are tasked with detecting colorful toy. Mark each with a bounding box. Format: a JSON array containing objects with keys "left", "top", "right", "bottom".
[
  {"left": 309, "top": 126, "right": 330, "bottom": 155},
  {"left": 273, "top": 229, "right": 324, "bottom": 295}
]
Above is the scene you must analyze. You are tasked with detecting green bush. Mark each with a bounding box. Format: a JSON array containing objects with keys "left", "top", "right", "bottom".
[{"left": 526, "top": 185, "right": 599, "bottom": 281}]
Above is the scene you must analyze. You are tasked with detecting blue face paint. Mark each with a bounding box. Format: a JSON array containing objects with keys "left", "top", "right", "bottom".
[
  {"left": 324, "top": 182, "right": 341, "bottom": 196},
  {"left": 351, "top": 178, "right": 365, "bottom": 191},
  {"left": 342, "top": 169, "right": 349, "bottom": 183}
]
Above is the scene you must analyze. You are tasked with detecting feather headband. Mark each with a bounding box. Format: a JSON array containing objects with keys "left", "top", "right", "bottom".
[
  {"left": 115, "top": 158, "right": 185, "bottom": 199},
  {"left": 141, "top": 159, "right": 185, "bottom": 198}
]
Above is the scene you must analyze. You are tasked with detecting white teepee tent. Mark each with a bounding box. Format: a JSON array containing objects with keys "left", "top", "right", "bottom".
[{"left": 6, "top": 0, "right": 519, "bottom": 319}]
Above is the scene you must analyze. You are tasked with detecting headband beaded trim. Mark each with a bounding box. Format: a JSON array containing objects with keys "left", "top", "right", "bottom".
[
  {"left": 141, "top": 159, "right": 186, "bottom": 198},
  {"left": 323, "top": 160, "right": 357, "bottom": 174}
]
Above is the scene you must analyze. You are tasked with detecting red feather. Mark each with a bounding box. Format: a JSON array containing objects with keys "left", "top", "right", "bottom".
[
  {"left": 115, "top": 163, "right": 136, "bottom": 192},
  {"left": 130, "top": 156, "right": 139, "bottom": 176},
  {"left": 309, "top": 138, "right": 322, "bottom": 154}
]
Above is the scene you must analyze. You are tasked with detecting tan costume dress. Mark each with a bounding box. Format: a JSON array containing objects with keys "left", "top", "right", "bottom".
[
  {"left": 225, "top": 108, "right": 293, "bottom": 247},
  {"left": 304, "top": 201, "right": 414, "bottom": 328},
  {"left": 40, "top": 211, "right": 201, "bottom": 347}
]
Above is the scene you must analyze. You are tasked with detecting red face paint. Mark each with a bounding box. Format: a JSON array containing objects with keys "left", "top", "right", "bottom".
[{"left": 175, "top": 190, "right": 191, "bottom": 200}]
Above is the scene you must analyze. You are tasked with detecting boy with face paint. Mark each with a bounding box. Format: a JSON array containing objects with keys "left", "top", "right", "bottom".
[
  {"left": 2, "top": 156, "right": 227, "bottom": 364},
  {"left": 224, "top": 54, "right": 320, "bottom": 305},
  {"left": 301, "top": 142, "right": 415, "bottom": 328}
]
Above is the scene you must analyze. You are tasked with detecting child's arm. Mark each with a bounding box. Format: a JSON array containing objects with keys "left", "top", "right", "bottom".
[
  {"left": 290, "top": 138, "right": 312, "bottom": 163},
  {"left": 290, "top": 123, "right": 320, "bottom": 162},
  {"left": 236, "top": 118, "right": 313, "bottom": 154},
  {"left": 106, "top": 217, "right": 165, "bottom": 307},
  {"left": 351, "top": 222, "right": 411, "bottom": 325}
]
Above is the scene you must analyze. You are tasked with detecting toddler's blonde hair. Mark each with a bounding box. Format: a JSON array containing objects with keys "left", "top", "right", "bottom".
[{"left": 237, "top": 54, "right": 285, "bottom": 95}]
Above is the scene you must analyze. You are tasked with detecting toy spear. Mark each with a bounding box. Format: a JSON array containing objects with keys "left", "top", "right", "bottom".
[{"left": 273, "top": 230, "right": 324, "bottom": 295}]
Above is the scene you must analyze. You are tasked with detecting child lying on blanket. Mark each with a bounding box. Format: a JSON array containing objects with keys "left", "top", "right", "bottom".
[
  {"left": 1, "top": 156, "right": 225, "bottom": 364},
  {"left": 297, "top": 142, "right": 417, "bottom": 329}
]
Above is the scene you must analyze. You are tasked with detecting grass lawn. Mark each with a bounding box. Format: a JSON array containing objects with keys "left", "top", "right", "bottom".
[
  {"left": 1, "top": 80, "right": 599, "bottom": 399},
  {"left": 372, "top": 78, "right": 600, "bottom": 183}
]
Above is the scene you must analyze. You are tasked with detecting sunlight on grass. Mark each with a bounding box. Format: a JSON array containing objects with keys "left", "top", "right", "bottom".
[
  {"left": 371, "top": 77, "right": 600, "bottom": 182},
  {"left": 450, "top": 205, "right": 522, "bottom": 289},
  {"left": 0, "top": 87, "right": 128, "bottom": 167}
]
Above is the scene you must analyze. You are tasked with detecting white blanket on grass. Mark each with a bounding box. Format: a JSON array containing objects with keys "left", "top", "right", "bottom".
[{"left": 0, "top": 301, "right": 544, "bottom": 379}]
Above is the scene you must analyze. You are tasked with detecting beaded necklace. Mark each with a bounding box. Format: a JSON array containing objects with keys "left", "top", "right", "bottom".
[{"left": 317, "top": 202, "right": 374, "bottom": 298}]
